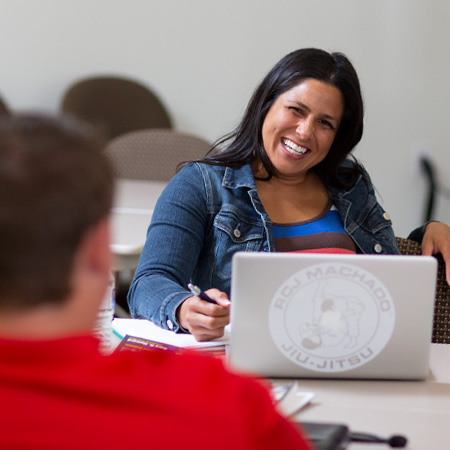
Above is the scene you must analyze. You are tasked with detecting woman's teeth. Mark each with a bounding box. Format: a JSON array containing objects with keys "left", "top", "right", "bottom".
[{"left": 282, "top": 138, "right": 308, "bottom": 155}]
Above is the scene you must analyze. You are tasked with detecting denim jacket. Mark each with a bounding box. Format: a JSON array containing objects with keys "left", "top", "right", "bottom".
[{"left": 128, "top": 161, "right": 420, "bottom": 332}]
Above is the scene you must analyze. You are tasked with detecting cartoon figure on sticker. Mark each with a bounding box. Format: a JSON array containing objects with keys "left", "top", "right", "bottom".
[{"left": 299, "top": 280, "right": 365, "bottom": 350}]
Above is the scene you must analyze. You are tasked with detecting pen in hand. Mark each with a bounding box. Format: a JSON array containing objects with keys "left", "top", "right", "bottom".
[{"left": 187, "top": 283, "right": 218, "bottom": 305}]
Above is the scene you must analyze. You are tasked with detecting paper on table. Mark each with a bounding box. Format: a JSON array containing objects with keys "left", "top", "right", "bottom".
[
  {"left": 112, "top": 318, "right": 230, "bottom": 348},
  {"left": 272, "top": 381, "right": 315, "bottom": 417}
]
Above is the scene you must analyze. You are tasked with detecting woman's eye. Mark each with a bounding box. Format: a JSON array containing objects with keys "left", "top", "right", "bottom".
[
  {"left": 320, "top": 119, "right": 334, "bottom": 130},
  {"left": 288, "top": 106, "right": 303, "bottom": 114}
]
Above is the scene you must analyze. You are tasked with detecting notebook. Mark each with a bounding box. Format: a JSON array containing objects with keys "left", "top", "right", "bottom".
[{"left": 228, "top": 252, "right": 437, "bottom": 380}]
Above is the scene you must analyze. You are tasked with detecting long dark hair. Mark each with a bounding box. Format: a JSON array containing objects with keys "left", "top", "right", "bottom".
[{"left": 200, "top": 48, "right": 365, "bottom": 188}]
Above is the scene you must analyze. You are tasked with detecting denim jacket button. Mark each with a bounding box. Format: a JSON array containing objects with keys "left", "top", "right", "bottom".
[
  {"left": 374, "top": 243, "right": 382, "bottom": 253},
  {"left": 166, "top": 319, "right": 174, "bottom": 330},
  {"left": 383, "top": 212, "right": 390, "bottom": 221},
  {"left": 233, "top": 229, "right": 241, "bottom": 238}
]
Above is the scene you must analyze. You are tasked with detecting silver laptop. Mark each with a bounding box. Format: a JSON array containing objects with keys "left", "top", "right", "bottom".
[{"left": 228, "top": 252, "right": 437, "bottom": 380}]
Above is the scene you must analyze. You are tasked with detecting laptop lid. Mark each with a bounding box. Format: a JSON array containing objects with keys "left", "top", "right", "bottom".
[{"left": 228, "top": 252, "right": 437, "bottom": 380}]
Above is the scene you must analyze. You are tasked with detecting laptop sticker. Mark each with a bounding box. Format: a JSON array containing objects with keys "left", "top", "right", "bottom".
[{"left": 269, "top": 262, "right": 395, "bottom": 373}]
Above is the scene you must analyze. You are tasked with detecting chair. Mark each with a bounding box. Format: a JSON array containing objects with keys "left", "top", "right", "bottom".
[
  {"left": 0, "top": 94, "right": 10, "bottom": 117},
  {"left": 60, "top": 76, "right": 172, "bottom": 139},
  {"left": 105, "top": 128, "right": 212, "bottom": 181},
  {"left": 396, "top": 237, "right": 450, "bottom": 343}
]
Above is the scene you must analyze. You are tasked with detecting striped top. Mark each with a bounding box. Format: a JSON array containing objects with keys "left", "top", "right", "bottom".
[{"left": 273, "top": 200, "right": 356, "bottom": 254}]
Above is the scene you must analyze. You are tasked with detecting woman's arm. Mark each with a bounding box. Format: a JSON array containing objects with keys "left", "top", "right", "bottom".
[
  {"left": 127, "top": 164, "right": 212, "bottom": 331},
  {"left": 418, "top": 221, "right": 450, "bottom": 284}
]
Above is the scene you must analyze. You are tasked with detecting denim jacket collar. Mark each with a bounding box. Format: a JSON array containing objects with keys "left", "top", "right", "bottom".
[
  {"left": 323, "top": 172, "right": 366, "bottom": 233},
  {"left": 222, "top": 164, "right": 256, "bottom": 190},
  {"left": 222, "top": 162, "right": 365, "bottom": 197}
]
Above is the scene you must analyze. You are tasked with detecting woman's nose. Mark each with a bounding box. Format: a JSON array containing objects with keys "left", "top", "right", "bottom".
[{"left": 296, "top": 118, "right": 314, "bottom": 140}]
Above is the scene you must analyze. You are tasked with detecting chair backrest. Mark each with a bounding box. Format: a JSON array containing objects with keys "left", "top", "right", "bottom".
[
  {"left": 396, "top": 237, "right": 450, "bottom": 343},
  {"left": 0, "top": 94, "right": 10, "bottom": 117},
  {"left": 60, "top": 76, "right": 172, "bottom": 139},
  {"left": 104, "top": 128, "right": 212, "bottom": 181}
]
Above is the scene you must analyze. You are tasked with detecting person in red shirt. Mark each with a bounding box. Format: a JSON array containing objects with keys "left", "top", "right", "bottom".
[{"left": 0, "top": 114, "right": 312, "bottom": 450}]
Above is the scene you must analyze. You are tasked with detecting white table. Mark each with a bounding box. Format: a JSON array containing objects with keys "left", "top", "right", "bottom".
[
  {"left": 291, "top": 344, "right": 450, "bottom": 449},
  {"left": 108, "top": 314, "right": 449, "bottom": 448},
  {"left": 108, "top": 318, "right": 449, "bottom": 448},
  {"left": 111, "top": 179, "right": 167, "bottom": 271}
]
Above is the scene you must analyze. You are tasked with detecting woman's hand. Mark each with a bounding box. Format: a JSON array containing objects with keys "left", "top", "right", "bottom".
[
  {"left": 421, "top": 221, "right": 450, "bottom": 284},
  {"left": 177, "top": 288, "right": 231, "bottom": 341}
]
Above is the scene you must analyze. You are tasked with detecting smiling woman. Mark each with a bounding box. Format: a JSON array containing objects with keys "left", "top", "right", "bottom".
[
  {"left": 127, "top": 47, "right": 450, "bottom": 342},
  {"left": 254, "top": 79, "right": 344, "bottom": 225},
  {"left": 201, "top": 48, "right": 365, "bottom": 189}
]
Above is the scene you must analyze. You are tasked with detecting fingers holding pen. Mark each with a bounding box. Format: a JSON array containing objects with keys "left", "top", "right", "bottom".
[
  {"left": 202, "top": 288, "right": 231, "bottom": 309},
  {"left": 177, "top": 288, "right": 230, "bottom": 342}
]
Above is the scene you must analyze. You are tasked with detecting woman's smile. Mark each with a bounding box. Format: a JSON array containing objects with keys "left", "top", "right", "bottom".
[{"left": 282, "top": 137, "right": 309, "bottom": 156}]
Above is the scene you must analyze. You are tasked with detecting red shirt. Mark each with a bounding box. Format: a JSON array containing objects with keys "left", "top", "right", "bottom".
[{"left": 0, "top": 335, "right": 312, "bottom": 450}]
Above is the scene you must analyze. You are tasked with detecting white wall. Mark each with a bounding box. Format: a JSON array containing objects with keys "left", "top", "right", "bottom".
[{"left": 1, "top": 0, "right": 450, "bottom": 237}]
